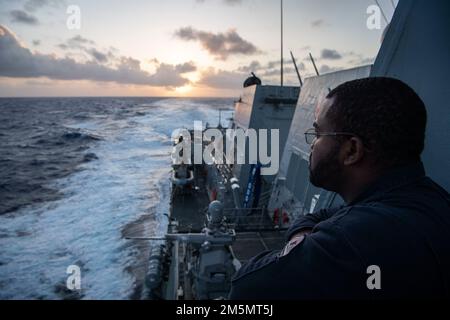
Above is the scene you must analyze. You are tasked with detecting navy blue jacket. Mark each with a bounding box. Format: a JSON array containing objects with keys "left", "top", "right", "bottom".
[{"left": 229, "top": 162, "right": 450, "bottom": 299}]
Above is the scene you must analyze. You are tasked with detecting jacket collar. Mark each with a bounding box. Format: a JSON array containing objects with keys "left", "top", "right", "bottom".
[{"left": 348, "top": 161, "right": 426, "bottom": 205}]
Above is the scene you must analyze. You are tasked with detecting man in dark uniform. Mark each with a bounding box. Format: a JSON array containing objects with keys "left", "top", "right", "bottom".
[{"left": 229, "top": 77, "right": 450, "bottom": 299}]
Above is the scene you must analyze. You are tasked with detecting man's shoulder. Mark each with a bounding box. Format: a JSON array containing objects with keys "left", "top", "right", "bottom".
[
  {"left": 314, "top": 204, "right": 390, "bottom": 245},
  {"left": 331, "top": 175, "right": 450, "bottom": 228},
  {"left": 330, "top": 198, "right": 443, "bottom": 231},
  {"left": 325, "top": 189, "right": 450, "bottom": 256}
]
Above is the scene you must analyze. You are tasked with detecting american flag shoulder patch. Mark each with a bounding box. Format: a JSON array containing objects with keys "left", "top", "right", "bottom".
[{"left": 279, "top": 234, "right": 305, "bottom": 257}]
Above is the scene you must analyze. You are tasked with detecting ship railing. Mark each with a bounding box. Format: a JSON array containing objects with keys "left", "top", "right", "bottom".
[
  {"left": 222, "top": 207, "right": 278, "bottom": 230},
  {"left": 257, "top": 190, "right": 272, "bottom": 208}
]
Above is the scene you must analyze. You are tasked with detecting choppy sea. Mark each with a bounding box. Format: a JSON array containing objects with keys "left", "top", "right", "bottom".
[{"left": 0, "top": 97, "right": 233, "bottom": 299}]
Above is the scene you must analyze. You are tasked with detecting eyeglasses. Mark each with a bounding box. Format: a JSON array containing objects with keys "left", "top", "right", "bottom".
[{"left": 304, "top": 128, "right": 355, "bottom": 145}]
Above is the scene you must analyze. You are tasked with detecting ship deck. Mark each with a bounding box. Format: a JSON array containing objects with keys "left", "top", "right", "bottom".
[
  {"left": 232, "top": 230, "right": 286, "bottom": 264},
  {"left": 171, "top": 188, "right": 210, "bottom": 232},
  {"left": 166, "top": 159, "right": 290, "bottom": 300},
  {"left": 170, "top": 165, "right": 287, "bottom": 264}
]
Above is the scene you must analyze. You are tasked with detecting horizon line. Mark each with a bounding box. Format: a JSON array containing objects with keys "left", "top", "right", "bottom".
[{"left": 0, "top": 95, "right": 237, "bottom": 99}]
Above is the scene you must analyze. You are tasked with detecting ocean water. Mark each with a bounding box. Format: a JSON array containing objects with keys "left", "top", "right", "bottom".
[{"left": 0, "top": 97, "right": 233, "bottom": 299}]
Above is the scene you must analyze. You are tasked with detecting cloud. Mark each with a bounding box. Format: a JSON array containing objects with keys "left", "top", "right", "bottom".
[
  {"left": 57, "top": 35, "right": 117, "bottom": 64},
  {"left": 196, "top": 0, "right": 243, "bottom": 5},
  {"left": 57, "top": 43, "right": 68, "bottom": 50},
  {"left": 237, "top": 60, "right": 262, "bottom": 73},
  {"left": 174, "top": 26, "right": 261, "bottom": 60},
  {"left": 320, "top": 48, "right": 342, "bottom": 60},
  {"left": 198, "top": 57, "right": 303, "bottom": 90},
  {"left": 257, "top": 59, "right": 305, "bottom": 71},
  {"left": 260, "top": 67, "right": 296, "bottom": 77},
  {"left": 24, "top": 0, "right": 65, "bottom": 12},
  {"left": 266, "top": 60, "right": 280, "bottom": 69},
  {"left": 223, "top": 0, "right": 242, "bottom": 4},
  {"left": 146, "top": 63, "right": 193, "bottom": 88},
  {"left": 311, "top": 19, "right": 327, "bottom": 28},
  {"left": 10, "top": 10, "right": 39, "bottom": 25},
  {"left": 59, "top": 35, "right": 96, "bottom": 50},
  {"left": 330, "top": 51, "right": 375, "bottom": 66},
  {"left": 236, "top": 59, "right": 305, "bottom": 80},
  {"left": 197, "top": 68, "right": 245, "bottom": 89},
  {"left": 266, "top": 59, "right": 302, "bottom": 70},
  {"left": 57, "top": 35, "right": 111, "bottom": 63},
  {"left": 319, "top": 64, "right": 341, "bottom": 74},
  {"left": 0, "top": 25, "right": 191, "bottom": 88},
  {"left": 348, "top": 56, "right": 375, "bottom": 66},
  {"left": 25, "top": 78, "right": 54, "bottom": 86},
  {"left": 294, "top": 61, "right": 306, "bottom": 71},
  {"left": 175, "top": 61, "right": 197, "bottom": 73},
  {"left": 69, "top": 35, "right": 95, "bottom": 45},
  {"left": 88, "top": 48, "right": 108, "bottom": 63},
  {"left": 194, "top": 48, "right": 308, "bottom": 88},
  {"left": 358, "top": 57, "right": 375, "bottom": 65},
  {"left": 149, "top": 59, "right": 196, "bottom": 74}
]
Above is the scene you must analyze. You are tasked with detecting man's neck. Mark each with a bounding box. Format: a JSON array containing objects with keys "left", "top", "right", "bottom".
[{"left": 339, "top": 168, "right": 384, "bottom": 204}]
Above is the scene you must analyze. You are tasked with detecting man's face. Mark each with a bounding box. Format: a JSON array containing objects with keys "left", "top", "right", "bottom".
[{"left": 309, "top": 96, "right": 343, "bottom": 191}]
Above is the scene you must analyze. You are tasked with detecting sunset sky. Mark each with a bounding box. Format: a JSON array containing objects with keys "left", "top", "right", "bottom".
[{"left": 0, "top": 0, "right": 397, "bottom": 97}]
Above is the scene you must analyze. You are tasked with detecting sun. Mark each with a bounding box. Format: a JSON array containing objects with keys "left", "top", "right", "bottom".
[
  {"left": 175, "top": 84, "right": 193, "bottom": 95},
  {"left": 173, "top": 71, "right": 200, "bottom": 96}
]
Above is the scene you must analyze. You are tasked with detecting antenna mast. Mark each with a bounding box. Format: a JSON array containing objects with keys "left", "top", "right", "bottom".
[
  {"left": 309, "top": 52, "right": 320, "bottom": 76},
  {"left": 375, "top": 0, "right": 389, "bottom": 24},
  {"left": 290, "top": 50, "right": 303, "bottom": 87},
  {"left": 281, "top": 0, "right": 284, "bottom": 87}
]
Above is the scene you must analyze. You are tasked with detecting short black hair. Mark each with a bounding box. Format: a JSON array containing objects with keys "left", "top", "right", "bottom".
[{"left": 326, "top": 77, "right": 427, "bottom": 166}]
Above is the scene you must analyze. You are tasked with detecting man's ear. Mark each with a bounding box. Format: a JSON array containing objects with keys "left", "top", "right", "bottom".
[{"left": 342, "top": 137, "right": 365, "bottom": 166}]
